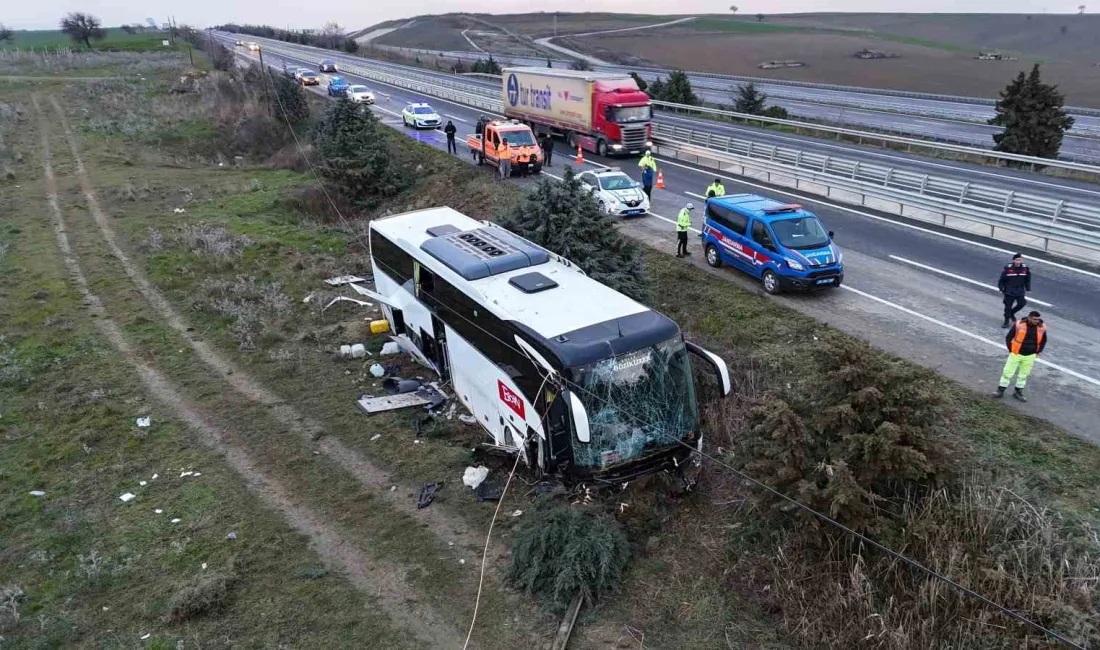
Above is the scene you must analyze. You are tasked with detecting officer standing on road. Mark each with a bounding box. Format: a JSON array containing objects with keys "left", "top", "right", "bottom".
[
  {"left": 498, "top": 139, "right": 511, "bottom": 180},
  {"left": 476, "top": 116, "right": 487, "bottom": 137},
  {"left": 994, "top": 310, "right": 1047, "bottom": 402},
  {"left": 676, "top": 203, "right": 694, "bottom": 258},
  {"left": 541, "top": 132, "right": 554, "bottom": 167},
  {"left": 639, "top": 150, "right": 657, "bottom": 199},
  {"left": 444, "top": 120, "right": 457, "bottom": 155},
  {"left": 998, "top": 253, "right": 1031, "bottom": 328},
  {"left": 706, "top": 178, "right": 726, "bottom": 198}
]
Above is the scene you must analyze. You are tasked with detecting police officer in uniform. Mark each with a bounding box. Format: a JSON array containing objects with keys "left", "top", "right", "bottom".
[
  {"left": 676, "top": 203, "right": 694, "bottom": 257},
  {"left": 998, "top": 253, "right": 1031, "bottom": 328},
  {"left": 706, "top": 178, "right": 726, "bottom": 198}
]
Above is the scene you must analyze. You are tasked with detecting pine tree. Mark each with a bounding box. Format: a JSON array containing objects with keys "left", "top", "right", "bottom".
[
  {"left": 629, "top": 71, "right": 648, "bottom": 92},
  {"left": 988, "top": 64, "right": 1075, "bottom": 160},
  {"left": 311, "top": 99, "right": 407, "bottom": 207},
  {"left": 733, "top": 82, "right": 767, "bottom": 115},
  {"left": 646, "top": 78, "right": 666, "bottom": 100},
  {"left": 499, "top": 169, "right": 653, "bottom": 302},
  {"left": 662, "top": 69, "right": 699, "bottom": 105},
  {"left": 271, "top": 74, "right": 310, "bottom": 123}
]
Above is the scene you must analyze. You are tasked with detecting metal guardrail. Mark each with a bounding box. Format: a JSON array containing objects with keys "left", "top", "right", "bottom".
[
  {"left": 652, "top": 126, "right": 1100, "bottom": 261},
  {"left": 652, "top": 101, "right": 1100, "bottom": 176},
  {"left": 241, "top": 37, "right": 1100, "bottom": 260}
]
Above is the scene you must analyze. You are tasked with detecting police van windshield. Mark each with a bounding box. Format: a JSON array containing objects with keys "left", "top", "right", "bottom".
[
  {"left": 500, "top": 130, "right": 536, "bottom": 146},
  {"left": 769, "top": 216, "right": 830, "bottom": 250},
  {"left": 569, "top": 337, "right": 697, "bottom": 469},
  {"left": 613, "top": 105, "right": 652, "bottom": 123}
]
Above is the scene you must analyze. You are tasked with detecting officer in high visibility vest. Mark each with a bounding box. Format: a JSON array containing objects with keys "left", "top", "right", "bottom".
[
  {"left": 676, "top": 202, "right": 694, "bottom": 258},
  {"left": 995, "top": 310, "right": 1047, "bottom": 402},
  {"left": 706, "top": 178, "right": 726, "bottom": 198},
  {"left": 638, "top": 150, "right": 657, "bottom": 199}
]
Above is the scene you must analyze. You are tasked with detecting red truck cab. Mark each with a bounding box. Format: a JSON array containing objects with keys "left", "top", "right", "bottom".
[{"left": 589, "top": 80, "right": 653, "bottom": 156}]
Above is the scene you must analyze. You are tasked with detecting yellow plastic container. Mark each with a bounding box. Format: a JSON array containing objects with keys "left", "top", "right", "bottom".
[{"left": 369, "top": 319, "right": 390, "bottom": 335}]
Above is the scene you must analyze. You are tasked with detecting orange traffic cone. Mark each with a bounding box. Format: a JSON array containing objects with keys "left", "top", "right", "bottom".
[
  {"left": 656, "top": 169, "right": 665, "bottom": 189},
  {"left": 575, "top": 144, "right": 584, "bottom": 164}
]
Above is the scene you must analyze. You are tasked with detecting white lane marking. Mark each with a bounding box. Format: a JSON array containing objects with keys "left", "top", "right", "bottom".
[
  {"left": 656, "top": 157, "right": 1100, "bottom": 281},
  {"left": 888, "top": 255, "right": 1054, "bottom": 307},
  {"left": 841, "top": 285, "right": 1100, "bottom": 388},
  {"left": 444, "top": 114, "right": 468, "bottom": 123}
]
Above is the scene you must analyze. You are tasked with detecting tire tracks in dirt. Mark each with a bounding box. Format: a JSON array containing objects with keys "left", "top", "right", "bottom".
[
  {"left": 45, "top": 95, "right": 500, "bottom": 561},
  {"left": 32, "top": 93, "right": 465, "bottom": 650}
]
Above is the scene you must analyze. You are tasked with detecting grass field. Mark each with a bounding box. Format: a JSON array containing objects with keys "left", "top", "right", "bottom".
[
  {"left": 2, "top": 48, "right": 1099, "bottom": 649},
  {"left": 1, "top": 28, "right": 177, "bottom": 52}
]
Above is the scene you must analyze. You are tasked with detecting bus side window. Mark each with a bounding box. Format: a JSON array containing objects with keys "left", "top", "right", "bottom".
[{"left": 415, "top": 262, "right": 436, "bottom": 297}]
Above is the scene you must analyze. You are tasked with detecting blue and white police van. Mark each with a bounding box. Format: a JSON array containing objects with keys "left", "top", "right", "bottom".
[{"left": 701, "top": 194, "right": 844, "bottom": 294}]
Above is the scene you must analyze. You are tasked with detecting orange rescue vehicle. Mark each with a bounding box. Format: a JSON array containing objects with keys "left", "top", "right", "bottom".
[{"left": 465, "top": 120, "right": 543, "bottom": 177}]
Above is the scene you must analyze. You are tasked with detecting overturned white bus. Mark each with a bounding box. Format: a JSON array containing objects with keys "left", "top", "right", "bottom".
[{"left": 366, "top": 207, "right": 732, "bottom": 481}]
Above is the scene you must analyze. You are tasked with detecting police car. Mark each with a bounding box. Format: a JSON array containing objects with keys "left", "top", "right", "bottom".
[
  {"left": 576, "top": 168, "right": 650, "bottom": 217},
  {"left": 402, "top": 103, "right": 441, "bottom": 129},
  {"left": 702, "top": 194, "right": 844, "bottom": 294}
]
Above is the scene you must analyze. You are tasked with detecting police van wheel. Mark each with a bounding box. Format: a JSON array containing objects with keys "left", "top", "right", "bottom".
[
  {"left": 705, "top": 244, "right": 722, "bottom": 268},
  {"left": 762, "top": 270, "right": 780, "bottom": 295}
]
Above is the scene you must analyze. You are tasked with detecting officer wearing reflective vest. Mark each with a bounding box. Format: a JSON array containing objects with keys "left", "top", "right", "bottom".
[
  {"left": 994, "top": 310, "right": 1047, "bottom": 402},
  {"left": 675, "top": 202, "right": 694, "bottom": 258},
  {"left": 638, "top": 150, "right": 657, "bottom": 199},
  {"left": 706, "top": 178, "right": 726, "bottom": 198}
]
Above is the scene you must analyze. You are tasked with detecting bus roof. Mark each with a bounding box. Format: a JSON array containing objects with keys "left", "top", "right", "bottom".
[
  {"left": 370, "top": 207, "right": 654, "bottom": 342},
  {"left": 708, "top": 194, "right": 812, "bottom": 220}
]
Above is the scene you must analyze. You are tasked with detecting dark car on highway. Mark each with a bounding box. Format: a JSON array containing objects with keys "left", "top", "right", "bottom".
[
  {"left": 299, "top": 71, "right": 320, "bottom": 86},
  {"left": 319, "top": 59, "right": 338, "bottom": 73},
  {"left": 327, "top": 77, "right": 350, "bottom": 97}
]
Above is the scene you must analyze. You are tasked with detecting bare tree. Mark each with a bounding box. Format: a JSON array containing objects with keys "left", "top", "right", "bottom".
[
  {"left": 60, "top": 12, "right": 106, "bottom": 49},
  {"left": 321, "top": 21, "right": 343, "bottom": 49},
  {"left": 0, "top": 23, "right": 14, "bottom": 44}
]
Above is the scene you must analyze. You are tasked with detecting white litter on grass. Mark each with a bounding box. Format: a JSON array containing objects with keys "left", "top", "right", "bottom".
[
  {"left": 323, "top": 296, "right": 372, "bottom": 312},
  {"left": 136, "top": 416, "right": 151, "bottom": 427},
  {"left": 180, "top": 471, "right": 195, "bottom": 478},
  {"left": 413, "top": 439, "right": 422, "bottom": 445},
  {"left": 155, "top": 509, "right": 163, "bottom": 514},
  {"left": 369, "top": 433, "right": 381, "bottom": 441},
  {"left": 390, "top": 485, "right": 396, "bottom": 492},
  {"left": 173, "top": 207, "right": 185, "bottom": 214},
  {"left": 380, "top": 341, "right": 401, "bottom": 356},
  {"left": 448, "top": 542, "right": 454, "bottom": 547},
  {"left": 201, "top": 563, "right": 208, "bottom": 570},
  {"left": 140, "top": 633, "right": 151, "bottom": 640},
  {"left": 119, "top": 493, "right": 136, "bottom": 502},
  {"left": 139, "top": 481, "right": 147, "bottom": 486},
  {"left": 462, "top": 466, "right": 489, "bottom": 490},
  {"left": 511, "top": 510, "right": 523, "bottom": 517},
  {"left": 151, "top": 474, "right": 158, "bottom": 480},
  {"left": 171, "top": 518, "right": 181, "bottom": 523},
  {"left": 459, "top": 559, "right": 466, "bottom": 565},
  {"left": 303, "top": 293, "right": 315, "bottom": 304},
  {"left": 350, "top": 344, "right": 367, "bottom": 358},
  {"left": 340, "top": 345, "right": 353, "bottom": 358},
  {"left": 369, "top": 363, "right": 385, "bottom": 378},
  {"left": 29, "top": 490, "right": 47, "bottom": 497},
  {"left": 324, "top": 275, "right": 368, "bottom": 286},
  {"left": 194, "top": 473, "right": 201, "bottom": 477}
]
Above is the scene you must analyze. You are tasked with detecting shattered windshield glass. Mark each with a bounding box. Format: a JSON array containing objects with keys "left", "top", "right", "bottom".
[{"left": 569, "top": 336, "right": 697, "bottom": 469}]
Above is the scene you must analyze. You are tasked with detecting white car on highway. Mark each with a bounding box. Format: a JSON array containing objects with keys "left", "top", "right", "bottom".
[
  {"left": 576, "top": 168, "right": 650, "bottom": 217},
  {"left": 402, "top": 103, "right": 441, "bottom": 129},
  {"left": 347, "top": 85, "right": 376, "bottom": 105}
]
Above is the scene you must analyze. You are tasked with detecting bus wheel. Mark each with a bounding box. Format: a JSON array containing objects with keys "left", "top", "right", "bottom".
[{"left": 705, "top": 244, "right": 722, "bottom": 268}]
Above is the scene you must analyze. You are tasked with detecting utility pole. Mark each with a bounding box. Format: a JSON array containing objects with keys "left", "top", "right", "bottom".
[
  {"left": 554, "top": 13, "right": 558, "bottom": 37},
  {"left": 184, "top": 26, "right": 193, "bottom": 66},
  {"left": 257, "top": 46, "right": 271, "bottom": 117}
]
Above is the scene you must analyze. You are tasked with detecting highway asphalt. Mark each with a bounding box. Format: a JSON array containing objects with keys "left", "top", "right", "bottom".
[
  {"left": 226, "top": 37, "right": 1100, "bottom": 444},
  {"left": 240, "top": 36, "right": 1100, "bottom": 206},
  {"left": 377, "top": 45, "right": 1100, "bottom": 162}
]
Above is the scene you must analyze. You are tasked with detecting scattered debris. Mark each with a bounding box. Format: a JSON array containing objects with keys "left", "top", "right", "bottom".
[
  {"left": 227, "top": 532, "right": 237, "bottom": 541},
  {"left": 458, "top": 414, "right": 477, "bottom": 426},
  {"left": 155, "top": 509, "right": 163, "bottom": 514},
  {"left": 322, "top": 296, "right": 372, "bottom": 313},
  {"left": 380, "top": 341, "right": 401, "bottom": 356},
  {"left": 369, "top": 433, "right": 381, "bottom": 441},
  {"left": 356, "top": 384, "right": 448, "bottom": 414},
  {"left": 854, "top": 48, "right": 900, "bottom": 59},
  {"left": 512, "top": 510, "right": 524, "bottom": 517},
  {"left": 370, "top": 319, "right": 390, "bottom": 334},
  {"left": 390, "top": 485, "right": 397, "bottom": 492},
  {"left": 462, "top": 466, "right": 490, "bottom": 490},
  {"left": 302, "top": 293, "right": 315, "bottom": 304},
  {"left": 417, "top": 483, "right": 441, "bottom": 509},
  {"left": 324, "top": 275, "right": 368, "bottom": 286},
  {"left": 151, "top": 474, "right": 158, "bottom": 480},
  {"left": 475, "top": 481, "right": 502, "bottom": 502},
  {"left": 171, "top": 518, "right": 181, "bottom": 523},
  {"left": 140, "top": 633, "right": 151, "bottom": 640},
  {"left": 758, "top": 60, "right": 805, "bottom": 69},
  {"left": 136, "top": 416, "right": 151, "bottom": 428},
  {"left": 29, "top": 490, "right": 46, "bottom": 497},
  {"left": 139, "top": 480, "right": 147, "bottom": 486},
  {"left": 414, "top": 439, "right": 422, "bottom": 445},
  {"left": 180, "top": 471, "right": 195, "bottom": 478},
  {"left": 459, "top": 558, "right": 466, "bottom": 565},
  {"left": 201, "top": 562, "right": 208, "bottom": 570},
  {"left": 382, "top": 377, "right": 422, "bottom": 395},
  {"left": 173, "top": 207, "right": 186, "bottom": 214},
  {"left": 350, "top": 344, "right": 367, "bottom": 359},
  {"left": 119, "top": 492, "right": 136, "bottom": 502},
  {"left": 369, "top": 363, "right": 385, "bottom": 378}
]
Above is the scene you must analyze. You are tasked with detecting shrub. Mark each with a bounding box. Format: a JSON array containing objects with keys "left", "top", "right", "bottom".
[
  {"left": 500, "top": 168, "right": 652, "bottom": 302},
  {"left": 506, "top": 501, "right": 631, "bottom": 612},
  {"left": 166, "top": 572, "right": 234, "bottom": 623},
  {"left": 739, "top": 335, "right": 954, "bottom": 533},
  {"left": 196, "top": 275, "right": 292, "bottom": 350},
  {"left": 311, "top": 98, "right": 407, "bottom": 207},
  {"left": 762, "top": 105, "right": 789, "bottom": 119}
]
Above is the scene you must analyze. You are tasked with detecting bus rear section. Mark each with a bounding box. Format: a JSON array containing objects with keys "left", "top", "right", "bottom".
[{"left": 368, "top": 207, "right": 732, "bottom": 482}]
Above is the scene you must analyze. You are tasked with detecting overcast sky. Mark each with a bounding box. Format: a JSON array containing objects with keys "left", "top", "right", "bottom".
[{"left": 3, "top": 0, "right": 1086, "bottom": 30}]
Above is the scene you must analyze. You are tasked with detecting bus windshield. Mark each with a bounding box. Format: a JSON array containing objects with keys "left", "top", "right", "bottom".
[{"left": 569, "top": 336, "right": 697, "bottom": 469}]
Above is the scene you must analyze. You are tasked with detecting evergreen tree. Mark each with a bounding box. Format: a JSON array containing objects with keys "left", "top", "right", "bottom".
[
  {"left": 500, "top": 169, "right": 652, "bottom": 302},
  {"left": 311, "top": 99, "right": 407, "bottom": 207},
  {"left": 646, "top": 77, "right": 666, "bottom": 101},
  {"left": 271, "top": 74, "right": 310, "bottom": 123},
  {"left": 988, "top": 64, "right": 1075, "bottom": 160},
  {"left": 629, "top": 71, "right": 648, "bottom": 92},
  {"left": 655, "top": 70, "right": 699, "bottom": 105},
  {"left": 733, "top": 82, "right": 767, "bottom": 115}
]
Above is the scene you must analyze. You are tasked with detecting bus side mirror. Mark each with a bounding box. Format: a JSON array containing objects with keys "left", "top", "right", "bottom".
[
  {"left": 567, "top": 391, "right": 591, "bottom": 443},
  {"left": 686, "top": 341, "right": 732, "bottom": 397}
]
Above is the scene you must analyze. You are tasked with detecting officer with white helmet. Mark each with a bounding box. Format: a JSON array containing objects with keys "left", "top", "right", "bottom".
[{"left": 676, "top": 202, "right": 694, "bottom": 258}]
